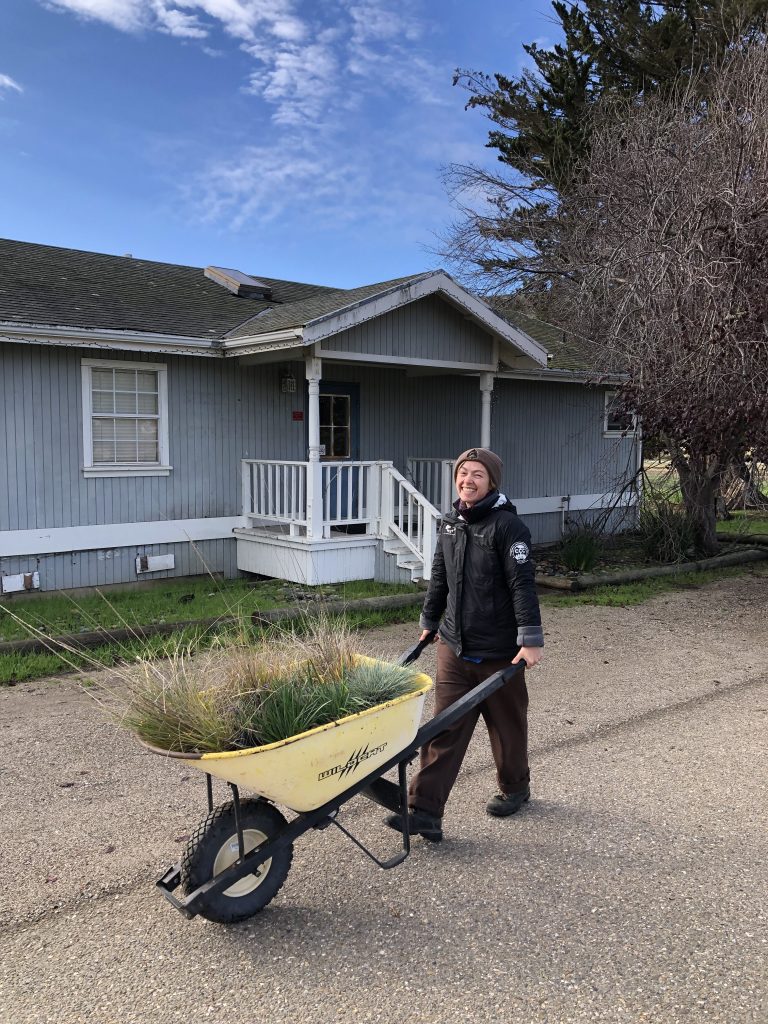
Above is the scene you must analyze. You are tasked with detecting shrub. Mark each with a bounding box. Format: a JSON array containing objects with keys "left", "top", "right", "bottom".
[
  {"left": 638, "top": 498, "right": 697, "bottom": 563},
  {"left": 559, "top": 528, "right": 602, "bottom": 572}
]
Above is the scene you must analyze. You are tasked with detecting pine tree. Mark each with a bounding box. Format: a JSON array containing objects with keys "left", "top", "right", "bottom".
[{"left": 448, "top": 1, "right": 768, "bottom": 295}]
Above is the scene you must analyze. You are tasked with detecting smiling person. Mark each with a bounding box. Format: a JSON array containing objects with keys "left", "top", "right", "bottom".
[{"left": 386, "top": 447, "right": 543, "bottom": 843}]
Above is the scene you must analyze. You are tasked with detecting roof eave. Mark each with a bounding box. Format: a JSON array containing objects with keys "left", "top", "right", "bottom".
[
  {"left": 221, "top": 327, "right": 306, "bottom": 358},
  {"left": 496, "top": 367, "right": 628, "bottom": 384},
  {"left": 0, "top": 321, "right": 222, "bottom": 357}
]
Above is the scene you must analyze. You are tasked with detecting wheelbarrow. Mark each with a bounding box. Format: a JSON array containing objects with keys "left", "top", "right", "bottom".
[{"left": 151, "top": 635, "right": 525, "bottom": 923}]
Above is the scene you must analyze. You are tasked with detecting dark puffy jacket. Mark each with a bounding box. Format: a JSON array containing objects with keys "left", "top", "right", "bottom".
[{"left": 420, "top": 491, "right": 543, "bottom": 659}]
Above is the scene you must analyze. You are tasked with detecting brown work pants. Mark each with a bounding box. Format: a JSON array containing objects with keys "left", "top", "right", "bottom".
[{"left": 408, "top": 640, "right": 529, "bottom": 818}]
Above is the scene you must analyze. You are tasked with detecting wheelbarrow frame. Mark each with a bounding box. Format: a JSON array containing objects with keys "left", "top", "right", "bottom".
[{"left": 156, "top": 635, "right": 525, "bottom": 919}]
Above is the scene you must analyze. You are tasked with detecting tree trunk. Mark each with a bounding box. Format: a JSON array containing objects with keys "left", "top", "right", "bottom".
[{"left": 671, "top": 451, "right": 722, "bottom": 557}]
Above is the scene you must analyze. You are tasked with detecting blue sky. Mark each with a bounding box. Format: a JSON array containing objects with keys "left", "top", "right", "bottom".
[{"left": 1, "top": 0, "right": 555, "bottom": 287}]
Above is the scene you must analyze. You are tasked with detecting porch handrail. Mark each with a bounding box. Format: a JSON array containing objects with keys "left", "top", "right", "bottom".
[
  {"left": 381, "top": 464, "right": 441, "bottom": 580},
  {"left": 407, "top": 457, "right": 455, "bottom": 514}
]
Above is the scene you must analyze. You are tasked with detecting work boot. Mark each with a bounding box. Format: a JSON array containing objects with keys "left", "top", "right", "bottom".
[
  {"left": 384, "top": 808, "right": 443, "bottom": 842},
  {"left": 486, "top": 787, "right": 530, "bottom": 817}
]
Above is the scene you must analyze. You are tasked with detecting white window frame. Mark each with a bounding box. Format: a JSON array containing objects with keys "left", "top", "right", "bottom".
[
  {"left": 319, "top": 392, "right": 352, "bottom": 461},
  {"left": 603, "top": 390, "right": 636, "bottom": 438},
  {"left": 81, "top": 358, "right": 172, "bottom": 477}
]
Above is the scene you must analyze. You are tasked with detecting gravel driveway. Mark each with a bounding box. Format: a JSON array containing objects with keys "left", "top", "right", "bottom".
[{"left": 1, "top": 571, "right": 766, "bottom": 1023}]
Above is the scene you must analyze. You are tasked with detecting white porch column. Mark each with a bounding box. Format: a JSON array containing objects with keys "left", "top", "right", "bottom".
[
  {"left": 305, "top": 355, "right": 324, "bottom": 540},
  {"left": 480, "top": 372, "right": 494, "bottom": 449}
]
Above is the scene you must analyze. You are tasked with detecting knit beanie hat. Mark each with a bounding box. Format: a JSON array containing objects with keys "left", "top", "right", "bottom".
[{"left": 453, "top": 447, "right": 503, "bottom": 489}]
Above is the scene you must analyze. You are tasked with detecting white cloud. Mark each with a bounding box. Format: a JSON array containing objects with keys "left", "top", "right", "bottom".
[
  {"left": 42, "top": 1, "right": 435, "bottom": 123},
  {"left": 43, "top": 0, "right": 465, "bottom": 245},
  {"left": 152, "top": 3, "right": 208, "bottom": 37},
  {"left": 44, "top": 0, "right": 305, "bottom": 41},
  {"left": 0, "top": 74, "right": 23, "bottom": 95},
  {"left": 191, "top": 137, "right": 363, "bottom": 229},
  {"left": 43, "top": 0, "right": 148, "bottom": 32},
  {"left": 245, "top": 31, "right": 341, "bottom": 126}
]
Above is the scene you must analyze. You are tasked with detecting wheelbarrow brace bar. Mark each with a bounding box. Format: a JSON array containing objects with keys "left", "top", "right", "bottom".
[{"left": 156, "top": 661, "right": 523, "bottom": 917}]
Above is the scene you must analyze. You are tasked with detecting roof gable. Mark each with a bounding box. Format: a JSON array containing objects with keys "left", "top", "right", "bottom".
[{"left": 225, "top": 271, "right": 549, "bottom": 368}]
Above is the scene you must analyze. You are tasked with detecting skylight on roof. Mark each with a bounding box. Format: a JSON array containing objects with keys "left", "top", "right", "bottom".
[{"left": 204, "top": 266, "right": 272, "bottom": 300}]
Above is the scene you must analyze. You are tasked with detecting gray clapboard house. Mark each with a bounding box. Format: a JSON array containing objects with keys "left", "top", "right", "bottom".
[{"left": 0, "top": 238, "right": 639, "bottom": 594}]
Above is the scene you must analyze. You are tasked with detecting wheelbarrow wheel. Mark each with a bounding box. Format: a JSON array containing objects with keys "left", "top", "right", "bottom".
[{"left": 181, "top": 799, "right": 293, "bottom": 923}]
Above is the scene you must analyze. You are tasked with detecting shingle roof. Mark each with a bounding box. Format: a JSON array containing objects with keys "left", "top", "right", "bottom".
[
  {"left": 489, "top": 301, "right": 596, "bottom": 372},
  {"left": 0, "top": 238, "right": 345, "bottom": 340},
  {"left": 225, "top": 274, "right": 425, "bottom": 339}
]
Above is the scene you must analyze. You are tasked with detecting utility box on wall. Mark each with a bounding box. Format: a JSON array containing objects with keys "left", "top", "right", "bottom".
[
  {"left": 135, "top": 554, "right": 176, "bottom": 575},
  {"left": 1, "top": 571, "right": 41, "bottom": 595}
]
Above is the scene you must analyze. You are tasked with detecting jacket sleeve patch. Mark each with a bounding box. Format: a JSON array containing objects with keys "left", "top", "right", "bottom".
[{"left": 510, "top": 541, "right": 530, "bottom": 563}]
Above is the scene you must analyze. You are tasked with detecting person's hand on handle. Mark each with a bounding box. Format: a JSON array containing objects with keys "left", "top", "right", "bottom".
[
  {"left": 419, "top": 629, "right": 439, "bottom": 644},
  {"left": 513, "top": 646, "right": 543, "bottom": 669}
]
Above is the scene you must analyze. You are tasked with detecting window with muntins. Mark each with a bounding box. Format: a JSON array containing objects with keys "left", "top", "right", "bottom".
[
  {"left": 603, "top": 390, "right": 635, "bottom": 436},
  {"left": 81, "top": 359, "right": 171, "bottom": 477},
  {"left": 319, "top": 394, "right": 351, "bottom": 459}
]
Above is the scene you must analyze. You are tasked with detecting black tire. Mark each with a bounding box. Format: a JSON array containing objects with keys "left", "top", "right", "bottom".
[{"left": 181, "top": 799, "right": 293, "bottom": 923}]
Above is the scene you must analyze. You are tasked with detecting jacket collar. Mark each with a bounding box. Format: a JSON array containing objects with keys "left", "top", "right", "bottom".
[{"left": 453, "top": 489, "right": 503, "bottom": 524}]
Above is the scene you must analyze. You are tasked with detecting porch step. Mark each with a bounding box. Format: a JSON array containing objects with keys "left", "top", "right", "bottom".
[{"left": 382, "top": 538, "right": 425, "bottom": 582}]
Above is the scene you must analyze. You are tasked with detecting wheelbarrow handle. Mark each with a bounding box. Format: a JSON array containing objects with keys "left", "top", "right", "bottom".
[
  {"left": 398, "top": 630, "right": 438, "bottom": 666},
  {"left": 414, "top": 659, "right": 526, "bottom": 747}
]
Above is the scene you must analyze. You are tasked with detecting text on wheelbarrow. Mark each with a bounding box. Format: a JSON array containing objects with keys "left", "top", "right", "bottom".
[{"left": 318, "top": 743, "right": 387, "bottom": 782}]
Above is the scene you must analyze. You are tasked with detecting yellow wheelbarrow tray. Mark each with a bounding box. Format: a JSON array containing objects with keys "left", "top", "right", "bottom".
[
  {"left": 153, "top": 636, "right": 525, "bottom": 925},
  {"left": 144, "top": 665, "right": 433, "bottom": 813}
]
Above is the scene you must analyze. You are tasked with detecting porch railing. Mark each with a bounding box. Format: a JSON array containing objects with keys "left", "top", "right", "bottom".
[
  {"left": 242, "top": 459, "right": 381, "bottom": 538},
  {"left": 380, "top": 464, "right": 440, "bottom": 578},
  {"left": 241, "top": 460, "right": 307, "bottom": 535},
  {"left": 241, "top": 459, "right": 441, "bottom": 578},
  {"left": 407, "top": 457, "right": 455, "bottom": 514},
  {"left": 320, "top": 461, "right": 380, "bottom": 531}
]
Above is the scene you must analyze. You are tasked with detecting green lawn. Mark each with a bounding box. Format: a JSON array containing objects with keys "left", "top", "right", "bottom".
[
  {"left": 716, "top": 510, "right": 768, "bottom": 535},
  {"left": 539, "top": 562, "right": 768, "bottom": 608},
  {"left": 0, "top": 576, "right": 420, "bottom": 644},
  {"left": 0, "top": 576, "right": 423, "bottom": 685},
  {"left": 2, "top": 559, "right": 766, "bottom": 685}
]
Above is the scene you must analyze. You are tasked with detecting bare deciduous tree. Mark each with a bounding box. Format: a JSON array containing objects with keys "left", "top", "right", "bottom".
[{"left": 499, "top": 41, "right": 768, "bottom": 554}]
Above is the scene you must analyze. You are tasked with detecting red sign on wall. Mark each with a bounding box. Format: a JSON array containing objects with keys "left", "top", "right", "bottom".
[{"left": 292, "top": 410, "right": 304, "bottom": 421}]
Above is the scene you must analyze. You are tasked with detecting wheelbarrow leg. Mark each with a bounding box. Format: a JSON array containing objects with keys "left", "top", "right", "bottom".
[
  {"left": 360, "top": 751, "right": 415, "bottom": 813},
  {"left": 230, "top": 782, "right": 245, "bottom": 862},
  {"left": 327, "top": 759, "right": 412, "bottom": 868}
]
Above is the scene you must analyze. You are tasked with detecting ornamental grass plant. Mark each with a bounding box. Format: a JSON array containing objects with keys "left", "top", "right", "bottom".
[{"left": 97, "top": 614, "right": 422, "bottom": 754}]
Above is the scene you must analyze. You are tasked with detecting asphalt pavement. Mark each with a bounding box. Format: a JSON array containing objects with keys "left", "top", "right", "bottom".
[{"left": 1, "top": 574, "right": 766, "bottom": 1024}]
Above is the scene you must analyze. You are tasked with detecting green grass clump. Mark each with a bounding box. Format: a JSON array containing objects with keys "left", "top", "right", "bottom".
[
  {"left": 559, "top": 528, "right": 603, "bottom": 572},
  {"left": 638, "top": 498, "right": 696, "bottom": 563},
  {"left": 91, "top": 615, "right": 423, "bottom": 754}
]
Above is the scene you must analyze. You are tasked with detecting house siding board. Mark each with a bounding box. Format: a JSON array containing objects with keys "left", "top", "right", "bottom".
[
  {"left": 0, "top": 539, "right": 239, "bottom": 593},
  {"left": 325, "top": 295, "right": 495, "bottom": 365},
  {"left": 491, "top": 379, "right": 637, "bottom": 499},
  {"left": 0, "top": 343, "right": 307, "bottom": 539}
]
